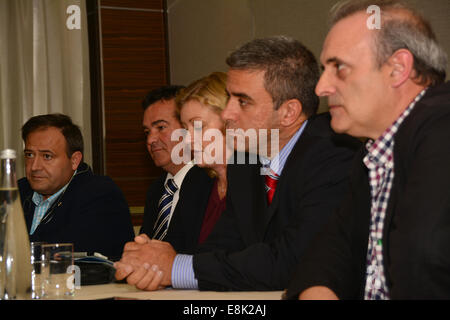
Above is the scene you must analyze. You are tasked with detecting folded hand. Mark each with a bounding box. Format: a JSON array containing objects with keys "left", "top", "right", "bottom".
[{"left": 114, "top": 234, "right": 177, "bottom": 291}]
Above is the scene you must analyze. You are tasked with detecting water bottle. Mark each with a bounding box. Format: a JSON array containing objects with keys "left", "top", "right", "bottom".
[{"left": 0, "top": 149, "right": 32, "bottom": 299}]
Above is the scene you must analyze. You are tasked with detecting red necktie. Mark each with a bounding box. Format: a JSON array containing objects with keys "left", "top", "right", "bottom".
[{"left": 265, "top": 170, "right": 279, "bottom": 205}]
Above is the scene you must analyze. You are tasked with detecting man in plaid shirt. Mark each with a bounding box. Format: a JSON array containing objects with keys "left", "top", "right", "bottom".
[{"left": 286, "top": 0, "right": 450, "bottom": 299}]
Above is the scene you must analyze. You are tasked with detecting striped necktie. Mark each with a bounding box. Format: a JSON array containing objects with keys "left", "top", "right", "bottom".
[
  {"left": 264, "top": 169, "right": 279, "bottom": 205},
  {"left": 152, "top": 178, "right": 178, "bottom": 240}
]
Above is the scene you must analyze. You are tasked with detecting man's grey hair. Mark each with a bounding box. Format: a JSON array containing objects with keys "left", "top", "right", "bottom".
[
  {"left": 226, "top": 36, "right": 320, "bottom": 117},
  {"left": 330, "top": 0, "right": 447, "bottom": 86}
]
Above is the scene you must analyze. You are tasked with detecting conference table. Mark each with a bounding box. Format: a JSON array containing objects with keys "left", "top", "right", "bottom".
[{"left": 74, "top": 283, "right": 284, "bottom": 300}]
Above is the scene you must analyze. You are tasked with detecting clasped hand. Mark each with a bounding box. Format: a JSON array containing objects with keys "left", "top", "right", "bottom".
[{"left": 114, "top": 233, "right": 176, "bottom": 291}]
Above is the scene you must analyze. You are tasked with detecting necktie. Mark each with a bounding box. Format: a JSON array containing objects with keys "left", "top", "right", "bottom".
[
  {"left": 153, "top": 178, "right": 178, "bottom": 240},
  {"left": 264, "top": 169, "right": 279, "bottom": 205}
]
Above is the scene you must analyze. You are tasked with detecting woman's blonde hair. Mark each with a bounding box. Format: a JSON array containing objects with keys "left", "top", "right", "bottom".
[
  {"left": 175, "top": 72, "right": 228, "bottom": 118},
  {"left": 176, "top": 72, "right": 228, "bottom": 178}
]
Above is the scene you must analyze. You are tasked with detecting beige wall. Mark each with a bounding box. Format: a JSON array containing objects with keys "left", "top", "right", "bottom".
[{"left": 167, "top": 0, "right": 450, "bottom": 113}]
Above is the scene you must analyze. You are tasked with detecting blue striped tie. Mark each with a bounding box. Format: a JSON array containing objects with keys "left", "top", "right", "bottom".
[{"left": 152, "top": 179, "right": 178, "bottom": 240}]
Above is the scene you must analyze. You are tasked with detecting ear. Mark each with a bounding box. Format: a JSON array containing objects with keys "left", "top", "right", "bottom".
[
  {"left": 387, "top": 49, "right": 415, "bottom": 88},
  {"left": 70, "top": 151, "right": 83, "bottom": 170},
  {"left": 278, "top": 99, "right": 303, "bottom": 127}
]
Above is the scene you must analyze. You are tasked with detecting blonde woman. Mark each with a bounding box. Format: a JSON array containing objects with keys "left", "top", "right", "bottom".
[{"left": 176, "top": 72, "right": 231, "bottom": 244}]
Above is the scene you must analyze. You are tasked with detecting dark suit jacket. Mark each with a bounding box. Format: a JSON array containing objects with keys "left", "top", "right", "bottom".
[
  {"left": 193, "top": 113, "right": 361, "bottom": 291},
  {"left": 19, "top": 162, "right": 135, "bottom": 261},
  {"left": 140, "top": 165, "right": 213, "bottom": 253},
  {"left": 285, "top": 82, "right": 450, "bottom": 299}
]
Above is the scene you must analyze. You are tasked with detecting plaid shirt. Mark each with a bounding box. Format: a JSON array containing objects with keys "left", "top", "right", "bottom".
[{"left": 363, "top": 89, "right": 427, "bottom": 300}]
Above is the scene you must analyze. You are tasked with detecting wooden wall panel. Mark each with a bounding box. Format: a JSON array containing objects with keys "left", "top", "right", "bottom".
[
  {"left": 98, "top": 0, "right": 168, "bottom": 224},
  {"left": 114, "top": 179, "right": 154, "bottom": 206},
  {"left": 101, "top": 0, "right": 163, "bottom": 10}
]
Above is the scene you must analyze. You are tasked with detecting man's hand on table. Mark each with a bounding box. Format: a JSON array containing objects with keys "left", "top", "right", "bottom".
[{"left": 114, "top": 234, "right": 177, "bottom": 291}]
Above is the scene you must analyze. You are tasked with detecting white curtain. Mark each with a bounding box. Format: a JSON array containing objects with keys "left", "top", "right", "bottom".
[{"left": 0, "top": 0, "right": 91, "bottom": 178}]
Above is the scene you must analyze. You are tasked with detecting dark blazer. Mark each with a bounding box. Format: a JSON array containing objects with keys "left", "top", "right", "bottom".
[
  {"left": 192, "top": 113, "right": 361, "bottom": 291},
  {"left": 285, "top": 82, "right": 450, "bottom": 299},
  {"left": 140, "top": 165, "right": 213, "bottom": 253},
  {"left": 19, "top": 162, "right": 135, "bottom": 261}
]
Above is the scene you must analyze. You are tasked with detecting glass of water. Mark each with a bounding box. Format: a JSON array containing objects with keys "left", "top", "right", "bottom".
[
  {"left": 30, "top": 242, "right": 46, "bottom": 299},
  {"left": 41, "top": 243, "right": 75, "bottom": 299}
]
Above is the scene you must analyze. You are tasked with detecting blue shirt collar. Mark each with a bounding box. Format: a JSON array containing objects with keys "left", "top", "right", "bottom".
[
  {"left": 31, "top": 170, "right": 77, "bottom": 206},
  {"left": 260, "top": 120, "right": 308, "bottom": 176}
]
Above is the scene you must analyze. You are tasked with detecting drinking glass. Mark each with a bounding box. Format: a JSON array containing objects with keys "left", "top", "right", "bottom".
[
  {"left": 30, "top": 242, "right": 46, "bottom": 299},
  {"left": 41, "top": 243, "right": 75, "bottom": 299}
]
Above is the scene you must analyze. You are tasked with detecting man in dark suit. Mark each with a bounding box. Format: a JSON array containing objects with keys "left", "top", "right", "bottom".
[
  {"left": 114, "top": 37, "right": 359, "bottom": 291},
  {"left": 285, "top": 0, "right": 450, "bottom": 300},
  {"left": 19, "top": 113, "right": 134, "bottom": 260},
  {"left": 139, "top": 86, "right": 213, "bottom": 253}
]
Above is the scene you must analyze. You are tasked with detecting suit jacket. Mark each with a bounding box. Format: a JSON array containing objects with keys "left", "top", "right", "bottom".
[
  {"left": 193, "top": 113, "right": 361, "bottom": 291},
  {"left": 140, "top": 165, "right": 213, "bottom": 253},
  {"left": 285, "top": 82, "right": 450, "bottom": 299},
  {"left": 19, "top": 162, "right": 135, "bottom": 261}
]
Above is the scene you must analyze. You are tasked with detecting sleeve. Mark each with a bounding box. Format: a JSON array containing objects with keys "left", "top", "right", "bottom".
[
  {"left": 284, "top": 188, "right": 365, "bottom": 299},
  {"left": 76, "top": 177, "right": 135, "bottom": 260},
  {"left": 171, "top": 254, "right": 199, "bottom": 289}
]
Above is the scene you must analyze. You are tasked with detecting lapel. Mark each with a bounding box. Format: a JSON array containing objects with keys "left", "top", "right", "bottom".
[
  {"left": 149, "top": 173, "right": 168, "bottom": 231},
  {"left": 354, "top": 156, "right": 372, "bottom": 247},
  {"left": 256, "top": 125, "right": 314, "bottom": 239},
  {"left": 22, "top": 194, "right": 35, "bottom": 234},
  {"left": 381, "top": 132, "right": 406, "bottom": 284},
  {"left": 230, "top": 160, "right": 265, "bottom": 244},
  {"left": 168, "top": 167, "right": 205, "bottom": 233},
  {"left": 382, "top": 180, "right": 397, "bottom": 288},
  {"left": 252, "top": 164, "right": 270, "bottom": 241},
  {"left": 351, "top": 156, "right": 373, "bottom": 297}
]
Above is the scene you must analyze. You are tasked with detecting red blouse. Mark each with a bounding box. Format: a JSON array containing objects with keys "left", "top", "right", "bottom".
[{"left": 198, "top": 179, "right": 226, "bottom": 244}]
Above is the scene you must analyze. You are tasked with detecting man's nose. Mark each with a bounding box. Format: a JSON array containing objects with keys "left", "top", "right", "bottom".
[
  {"left": 30, "top": 156, "right": 42, "bottom": 171},
  {"left": 221, "top": 98, "right": 238, "bottom": 124},
  {"left": 315, "top": 71, "right": 336, "bottom": 97},
  {"left": 146, "top": 131, "right": 158, "bottom": 145}
]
